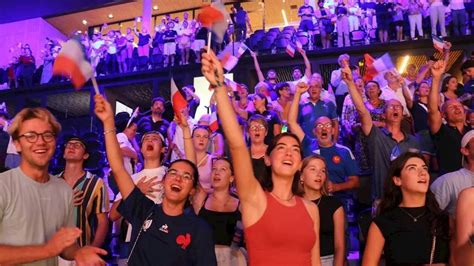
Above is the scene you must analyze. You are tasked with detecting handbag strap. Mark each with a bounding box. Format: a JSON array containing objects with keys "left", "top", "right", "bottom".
[{"left": 429, "top": 235, "right": 437, "bottom": 265}]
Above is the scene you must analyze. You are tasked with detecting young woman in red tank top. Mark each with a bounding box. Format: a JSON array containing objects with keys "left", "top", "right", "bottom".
[{"left": 201, "top": 50, "right": 321, "bottom": 266}]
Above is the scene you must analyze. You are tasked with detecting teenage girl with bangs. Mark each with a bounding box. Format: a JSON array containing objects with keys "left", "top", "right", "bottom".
[{"left": 300, "top": 155, "right": 346, "bottom": 266}]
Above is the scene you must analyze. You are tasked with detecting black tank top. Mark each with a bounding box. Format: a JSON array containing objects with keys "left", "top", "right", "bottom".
[{"left": 198, "top": 197, "right": 242, "bottom": 246}]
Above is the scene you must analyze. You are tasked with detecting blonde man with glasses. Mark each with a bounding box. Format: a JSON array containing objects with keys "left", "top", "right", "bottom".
[{"left": 0, "top": 107, "right": 106, "bottom": 265}]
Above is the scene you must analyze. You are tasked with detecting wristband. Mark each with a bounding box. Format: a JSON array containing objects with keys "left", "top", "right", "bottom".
[{"left": 104, "top": 129, "right": 116, "bottom": 135}]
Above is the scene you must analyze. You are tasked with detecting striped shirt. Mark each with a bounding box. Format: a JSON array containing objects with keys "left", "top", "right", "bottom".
[{"left": 60, "top": 171, "right": 110, "bottom": 246}]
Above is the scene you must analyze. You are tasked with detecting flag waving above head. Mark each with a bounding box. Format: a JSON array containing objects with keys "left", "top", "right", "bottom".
[
  {"left": 197, "top": 2, "right": 229, "bottom": 43},
  {"left": 286, "top": 44, "right": 295, "bottom": 58},
  {"left": 171, "top": 78, "right": 188, "bottom": 119},
  {"left": 220, "top": 52, "right": 239, "bottom": 72},
  {"left": 432, "top": 35, "right": 445, "bottom": 53},
  {"left": 52, "top": 38, "right": 93, "bottom": 89},
  {"left": 363, "top": 53, "right": 376, "bottom": 82}
]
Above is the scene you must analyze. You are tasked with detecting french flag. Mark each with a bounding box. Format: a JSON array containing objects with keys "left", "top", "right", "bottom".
[
  {"left": 225, "top": 78, "right": 244, "bottom": 92},
  {"left": 52, "top": 38, "right": 93, "bottom": 89},
  {"left": 372, "top": 53, "right": 395, "bottom": 73},
  {"left": 197, "top": 2, "right": 229, "bottom": 43},
  {"left": 432, "top": 35, "right": 444, "bottom": 53},
  {"left": 209, "top": 112, "right": 219, "bottom": 132},
  {"left": 363, "top": 53, "right": 377, "bottom": 82},
  {"left": 237, "top": 43, "right": 248, "bottom": 58},
  {"left": 171, "top": 78, "right": 188, "bottom": 119},
  {"left": 286, "top": 44, "right": 295, "bottom": 58},
  {"left": 221, "top": 53, "right": 239, "bottom": 72}
]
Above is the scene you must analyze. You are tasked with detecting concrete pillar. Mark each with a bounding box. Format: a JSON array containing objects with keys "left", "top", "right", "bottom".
[{"left": 142, "top": 0, "right": 152, "bottom": 33}]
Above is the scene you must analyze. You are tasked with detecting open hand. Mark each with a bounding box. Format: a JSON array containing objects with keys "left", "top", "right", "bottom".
[
  {"left": 74, "top": 246, "right": 107, "bottom": 266},
  {"left": 137, "top": 176, "right": 160, "bottom": 199}
]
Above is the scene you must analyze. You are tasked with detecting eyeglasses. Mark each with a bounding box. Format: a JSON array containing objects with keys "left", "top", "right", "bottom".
[
  {"left": 316, "top": 123, "right": 332, "bottom": 129},
  {"left": 249, "top": 125, "right": 266, "bottom": 131},
  {"left": 166, "top": 169, "right": 194, "bottom": 182},
  {"left": 65, "top": 141, "right": 85, "bottom": 149},
  {"left": 18, "top": 132, "right": 56, "bottom": 143},
  {"left": 386, "top": 105, "right": 403, "bottom": 110}
]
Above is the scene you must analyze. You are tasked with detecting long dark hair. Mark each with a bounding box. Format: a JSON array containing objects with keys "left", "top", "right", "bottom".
[
  {"left": 261, "top": 132, "right": 303, "bottom": 195},
  {"left": 378, "top": 152, "right": 449, "bottom": 238}
]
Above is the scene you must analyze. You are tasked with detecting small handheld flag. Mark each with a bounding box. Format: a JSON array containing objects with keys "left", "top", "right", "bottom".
[
  {"left": 209, "top": 112, "right": 219, "bottom": 132},
  {"left": 52, "top": 38, "right": 94, "bottom": 90},
  {"left": 432, "top": 35, "right": 444, "bottom": 53},
  {"left": 286, "top": 44, "right": 295, "bottom": 58},
  {"left": 171, "top": 78, "right": 188, "bottom": 119}
]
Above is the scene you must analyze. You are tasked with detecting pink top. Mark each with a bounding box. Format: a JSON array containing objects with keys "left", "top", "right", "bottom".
[{"left": 245, "top": 192, "right": 316, "bottom": 266}]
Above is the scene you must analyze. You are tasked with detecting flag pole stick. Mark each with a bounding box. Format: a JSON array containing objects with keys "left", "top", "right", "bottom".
[
  {"left": 91, "top": 77, "right": 100, "bottom": 95},
  {"left": 207, "top": 31, "right": 212, "bottom": 54}
]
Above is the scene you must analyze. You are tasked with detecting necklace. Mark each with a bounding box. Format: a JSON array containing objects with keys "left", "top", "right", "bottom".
[
  {"left": 399, "top": 207, "right": 426, "bottom": 222},
  {"left": 315, "top": 197, "right": 323, "bottom": 206},
  {"left": 271, "top": 192, "right": 294, "bottom": 202}
]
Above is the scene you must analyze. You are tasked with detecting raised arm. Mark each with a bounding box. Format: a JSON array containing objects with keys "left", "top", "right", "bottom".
[
  {"left": 398, "top": 74, "right": 413, "bottom": 109},
  {"left": 250, "top": 51, "right": 265, "bottom": 82},
  {"left": 287, "top": 82, "right": 309, "bottom": 142},
  {"left": 176, "top": 110, "right": 197, "bottom": 164},
  {"left": 94, "top": 94, "right": 135, "bottom": 200},
  {"left": 341, "top": 66, "right": 373, "bottom": 136},
  {"left": 201, "top": 51, "right": 263, "bottom": 207},
  {"left": 427, "top": 60, "right": 446, "bottom": 134},
  {"left": 298, "top": 48, "right": 312, "bottom": 79}
]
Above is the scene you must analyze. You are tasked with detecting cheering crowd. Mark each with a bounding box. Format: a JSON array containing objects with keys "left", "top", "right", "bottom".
[
  {"left": 0, "top": 27, "right": 473, "bottom": 265},
  {"left": 2, "top": 0, "right": 473, "bottom": 90}
]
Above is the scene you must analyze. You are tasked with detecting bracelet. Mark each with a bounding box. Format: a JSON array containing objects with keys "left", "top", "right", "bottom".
[
  {"left": 210, "top": 80, "right": 224, "bottom": 89},
  {"left": 104, "top": 129, "right": 116, "bottom": 135}
]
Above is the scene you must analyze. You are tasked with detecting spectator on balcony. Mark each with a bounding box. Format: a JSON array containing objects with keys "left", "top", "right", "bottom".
[
  {"left": 335, "top": 0, "right": 350, "bottom": 47},
  {"left": 347, "top": 0, "right": 361, "bottom": 32},
  {"left": 134, "top": 24, "right": 151, "bottom": 58},
  {"left": 298, "top": 0, "right": 316, "bottom": 37},
  {"left": 163, "top": 21, "right": 177, "bottom": 67},
  {"left": 178, "top": 20, "right": 193, "bottom": 65},
  {"left": 17, "top": 44, "right": 35, "bottom": 89},
  {"left": 116, "top": 30, "right": 128, "bottom": 73},
  {"left": 233, "top": 3, "right": 252, "bottom": 42},
  {"left": 192, "top": 22, "right": 207, "bottom": 63},
  {"left": 429, "top": 0, "right": 447, "bottom": 37},
  {"left": 407, "top": 0, "right": 424, "bottom": 40},
  {"left": 450, "top": 0, "right": 467, "bottom": 36},
  {"left": 104, "top": 30, "right": 118, "bottom": 75},
  {"left": 316, "top": 0, "right": 335, "bottom": 49},
  {"left": 392, "top": 1, "right": 404, "bottom": 42},
  {"left": 125, "top": 28, "right": 135, "bottom": 69},
  {"left": 40, "top": 42, "right": 54, "bottom": 84},
  {"left": 374, "top": 0, "right": 393, "bottom": 43}
]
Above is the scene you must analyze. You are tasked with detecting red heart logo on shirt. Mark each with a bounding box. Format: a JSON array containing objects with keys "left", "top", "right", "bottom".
[{"left": 176, "top": 233, "right": 191, "bottom": 250}]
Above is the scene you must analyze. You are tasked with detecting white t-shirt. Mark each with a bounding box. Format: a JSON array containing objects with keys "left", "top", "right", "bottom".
[
  {"left": 116, "top": 132, "right": 136, "bottom": 175},
  {"left": 380, "top": 85, "right": 412, "bottom": 116}
]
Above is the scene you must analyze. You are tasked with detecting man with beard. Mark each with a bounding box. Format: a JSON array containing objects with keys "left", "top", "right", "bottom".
[
  {"left": 110, "top": 130, "right": 168, "bottom": 265},
  {"left": 0, "top": 108, "right": 106, "bottom": 265},
  {"left": 137, "top": 97, "right": 170, "bottom": 140},
  {"left": 428, "top": 60, "right": 472, "bottom": 175},
  {"left": 342, "top": 66, "right": 420, "bottom": 200}
]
